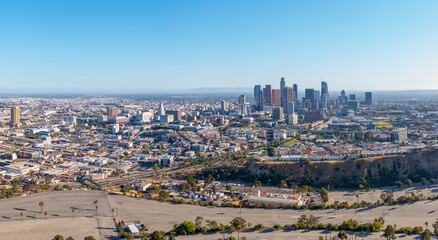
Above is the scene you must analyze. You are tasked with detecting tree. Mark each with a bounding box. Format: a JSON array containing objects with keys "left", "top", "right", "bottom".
[
  {"left": 383, "top": 225, "right": 396, "bottom": 240},
  {"left": 39, "top": 201, "right": 45, "bottom": 213},
  {"left": 93, "top": 200, "right": 98, "bottom": 205},
  {"left": 405, "top": 179, "right": 413, "bottom": 187},
  {"left": 149, "top": 231, "right": 166, "bottom": 240},
  {"left": 395, "top": 181, "right": 403, "bottom": 189},
  {"left": 432, "top": 219, "right": 438, "bottom": 235},
  {"left": 20, "top": 212, "right": 23, "bottom": 221},
  {"left": 225, "top": 184, "right": 233, "bottom": 192},
  {"left": 429, "top": 178, "right": 435, "bottom": 186},
  {"left": 44, "top": 211, "right": 48, "bottom": 219},
  {"left": 230, "top": 217, "right": 247, "bottom": 231},
  {"left": 422, "top": 178, "right": 427, "bottom": 188},
  {"left": 84, "top": 236, "right": 96, "bottom": 240},
  {"left": 338, "top": 230, "right": 348, "bottom": 240},
  {"left": 72, "top": 208, "right": 75, "bottom": 218},
  {"left": 66, "top": 237, "right": 75, "bottom": 240},
  {"left": 53, "top": 235, "right": 64, "bottom": 240},
  {"left": 421, "top": 229, "right": 431, "bottom": 240},
  {"left": 320, "top": 187, "right": 329, "bottom": 204},
  {"left": 254, "top": 181, "right": 261, "bottom": 188},
  {"left": 174, "top": 221, "right": 196, "bottom": 235}
]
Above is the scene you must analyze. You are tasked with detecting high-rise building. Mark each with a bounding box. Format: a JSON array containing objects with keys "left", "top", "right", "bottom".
[
  {"left": 321, "top": 81, "right": 328, "bottom": 95},
  {"left": 11, "top": 107, "right": 20, "bottom": 127},
  {"left": 282, "top": 86, "right": 294, "bottom": 113},
  {"left": 158, "top": 102, "right": 165, "bottom": 115},
  {"left": 293, "top": 84, "right": 298, "bottom": 104},
  {"left": 392, "top": 128, "right": 408, "bottom": 142},
  {"left": 254, "top": 85, "right": 261, "bottom": 104},
  {"left": 272, "top": 107, "right": 284, "bottom": 120},
  {"left": 347, "top": 100, "right": 359, "bottom": 111},
  {"left": 107, "top": 106, "right": 117, "bottom": 119},
  {"left": 265, "top": 85, "right": 272, "bottom": 105},
  {"left": 220, "top": 100, "right": 228, "bottom": 111},
  {"left": 365, "top": 92, "right": 372, "bottom": 105},
  {"left": 166, "top": 110, "right": 182, "bottom": 121},
  {"left": 272, "top": 89, "right": 281, "bottom": 107},
  {"left": 321, "top": 93, "right": 329, "bottom": 109},
  {"left": 321, "top": 81, "right": 329, "bottom": 109},
  {"left": 304, "top": 89, "right": 315, "bottom": 109},
  {"left": 286, "top": 102, "right": 295, "bottom": 115},
  {"left": 280, "top": 77, "right": 286, "bottom": 107},
  {"left": 349, "top": 94, "right": 356, "bottom": 101},
  {"left": 238, "top": 94, "right": 246, "bottom": 106}
]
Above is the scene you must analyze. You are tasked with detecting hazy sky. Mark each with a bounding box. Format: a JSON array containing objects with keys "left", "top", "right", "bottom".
[{"left": 1, "top": 0, "right": 437, "bottom": 93}]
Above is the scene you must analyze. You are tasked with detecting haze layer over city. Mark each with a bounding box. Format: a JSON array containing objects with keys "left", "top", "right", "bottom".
[{"left": 1, "top": 1, "right": 438, "bottom": 240}]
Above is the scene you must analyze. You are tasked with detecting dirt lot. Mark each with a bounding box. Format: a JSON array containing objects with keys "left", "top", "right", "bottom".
[{"left": 1, "top": 190, "right": 438, "bottom": 240}]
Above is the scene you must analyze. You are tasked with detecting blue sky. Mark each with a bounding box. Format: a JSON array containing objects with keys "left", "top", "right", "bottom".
[{"left": 0, "top": 0, "right": 437, "bottom": 93}]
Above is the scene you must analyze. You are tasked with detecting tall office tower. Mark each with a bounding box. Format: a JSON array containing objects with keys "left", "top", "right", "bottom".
[
  {"left": 321, "top": 81, "right": 329, "bottom": 109},
  {"left": 321, "top": 93, "right": 329, "bottom": 109},
  {"left": 321, "top": 81, "right": 328, "bottom": 95},
  {"left": 349, "top": 94, "right": 356, "bottom": 101},
  {"left": 220, "top": 100, "right": 228, "bottom": 111},
  {"left": 314, "top": 90, "right": 320, "bottom": 102},
  {"left": 254, "top": 85, "right": 261, "bottom": 103},
  {"left": 305, "top": 89, "right": 315, "bottom": 109},
  {"left": 340, "top": 90, "right": 348, "bottom": 105},
  {"left": 265, "top": 85, "right": 272, "bottom": 105},
  {"left": 254, "top": 85, "right": 263, "bottom": 111},
  {"left": 107, "top": 106, "right": 117, "bottom": 119},
  {"left": 293, "top": 84, "right": 298, "bottom": 103},
  {"left": 272, "top": 107, "right": 284, "bottom": 120},
  {"left": 365, "top": 92, "right": 373, "bottom": 105},
  {"left": 238, "top": 94, "right": 246, "bottom": 106},
  {"left": 272, "top": 89, "right": 281, "bottom": 107},
  {"left": 286, "top": 102, "right": 295, "bottom": 115},
  {"left": 10, "top": 107, "right": 20, "bottom": 127},
  {"left": 158, "top": 102, "right": 165, "bottom": 115},
  {"left": 282, "top": 86, "right": 294, "bottom": 113},
  {"left": 280, "top": 77, "right": 286, "bottom": 106}
]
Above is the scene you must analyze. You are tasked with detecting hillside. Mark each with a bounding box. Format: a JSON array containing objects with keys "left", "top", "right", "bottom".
[
  {"left": 245, "top": 150, "right": 438, "bottom": 188},
  {"left": 197, "top": 150, "right": 438, "bottom": 189}
]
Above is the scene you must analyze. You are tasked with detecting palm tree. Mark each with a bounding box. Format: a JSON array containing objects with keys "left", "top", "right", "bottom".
[
  {"left": 39, "top": 201, "right": 45, "bottom": 213},
  {"left": 72, "top": 208, "right": 75, "bottom": 218},
  {"left": 425, "top": 221, "right": 429, "bottom": 230},
  {"left": 44, "top": 211, "right": 48, "bottom": 220},
  {"left": 20, "top": 212, "right": 23, "bottom": 221}
]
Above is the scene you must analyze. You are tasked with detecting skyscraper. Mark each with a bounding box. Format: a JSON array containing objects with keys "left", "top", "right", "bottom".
[
  {"left": 365, "top": 92, "right": 372, "bottom": 105},
  {"left": 304, "top": 89, "right": 315, "bottom": 109},
  {"left": 349, "top": 94, "right": 356, "bottom": 101},
  {"left": 321, "top": 81, "right": 328, "bottom": 95},
  {"left": 254, "top": 85, "right": 261, "bottom": 103},
  {"left": 238, "top": 94, "right": 246, "bottom": 106},
  {"left": 272, "top": 89, "right": 281, "bottom": 107},
  {"left": 321, "top": 81, "right": 329, "bottom": 109},
  {"left": 282, "top": 86, "right": 294, "bottom": 113},
  {"left": 254, "top": 85, "right": 263, "bottom": 111},
  {"left": 158, "top": 102, "right": 165, "bottom": 115},
  {"left": 293, "top": 84, "right": 298, "bottom": 103},
  {"left": 265, "top": 85, "right": 272, "bottom": 105},
  {"left": 220, "top": 100, "right": 228, "bottom": 111},
  {"left": 107, "top": 106, "right": 117, "bottom": 119},
  {"left": 280, "top": 77, "right": 286, "bottom": 107},
  {"left": 11, "top": 107, "right": 20, "bottom": 127}
]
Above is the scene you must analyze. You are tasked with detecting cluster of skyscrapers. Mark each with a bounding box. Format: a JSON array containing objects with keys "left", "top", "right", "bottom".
[{"left": 250, "top": 78, "right": 373, "bottom": 123}]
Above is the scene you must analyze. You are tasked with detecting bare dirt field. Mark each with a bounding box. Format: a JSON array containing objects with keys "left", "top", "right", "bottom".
[
  {"left": 108, "top": 193, "right": 438, "bottom": 233},
  {"left": 0, "top": 190, "right": 118, "bottom": 240},
  {"left": 1, "top": 190, "right": 438, "bottom": 240}
]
